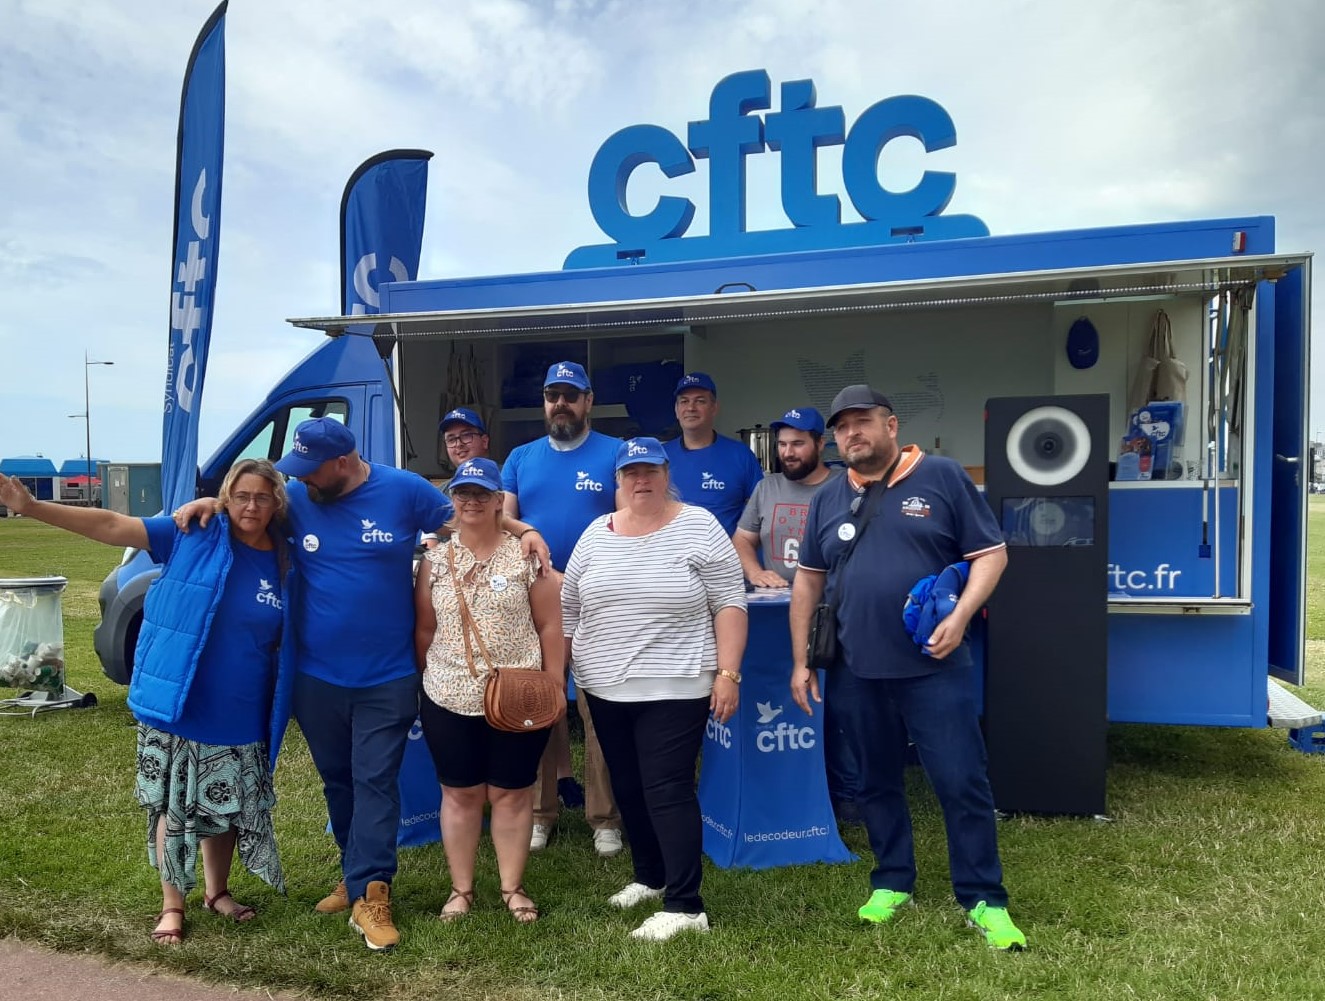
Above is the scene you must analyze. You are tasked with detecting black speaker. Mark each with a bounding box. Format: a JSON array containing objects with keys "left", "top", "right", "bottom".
[{"left": 983, "top": 395, "right": 1110, "bottom": 815}]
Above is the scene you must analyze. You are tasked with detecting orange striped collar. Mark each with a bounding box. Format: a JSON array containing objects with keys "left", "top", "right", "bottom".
[{"left": 845, "top": 444, "right": 924, "bottom": 491}]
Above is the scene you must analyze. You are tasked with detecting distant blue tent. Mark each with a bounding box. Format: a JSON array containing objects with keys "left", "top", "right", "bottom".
[
  {"left": 57, "top": 458, "right": 111, "bottom": 478},
  {"left": 1, "top": 456, "right": 58, "bottom": 500}
]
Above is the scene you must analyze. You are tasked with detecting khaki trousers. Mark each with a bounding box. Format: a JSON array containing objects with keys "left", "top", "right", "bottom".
[{"left": 532, "top": 695, "right": 619, "bottom": 830}]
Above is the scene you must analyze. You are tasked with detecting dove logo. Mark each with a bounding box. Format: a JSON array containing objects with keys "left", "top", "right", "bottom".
[
  {"left": 360, "top": 518, "right": 395, "bottom": 543},
  {"left": 705, "top": 717, "right": 733, "bottom": 749},
  {"left": 626, "top": 440, "right": 650, "bottom": 458},
  {"left": 755, "top": 701, "right": 784, "bottom": 725},
  {"left": 756, "top": 720, "right": 817, "bottom": 753},
  {"left": 556, "top": 364, "right": 577, "bottom": 379},
  {"left": 254, "top": 578, "right": 282, "bottom": 609},
  {"left": 701, "top": 471, "right": 726, "bottom": 490},
  {"left": 291, "top": 434, "right": 310, "bottom": 455},
  {"left": 575, "top": 471, "right": 605, "bottom": 492},
  {"left": 302, "top": 534, "right": 320, "bottom": 553},
  {"left": 786, "top": 409, "right": 801, "bottom": 419}
]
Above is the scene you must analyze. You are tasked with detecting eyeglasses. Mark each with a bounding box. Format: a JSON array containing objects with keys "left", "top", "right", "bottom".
[
  {"left": 544, "top": 388, "right": 583, "bottom": 404},
  {"left": 232, "top": 492, "right": 275, "bottom": 509},
  {"left": 443, "top": 430, "right": 482, "bottom": 447},
  {"left": 451, "top": 490, "right": 494, "bottom": 505}
]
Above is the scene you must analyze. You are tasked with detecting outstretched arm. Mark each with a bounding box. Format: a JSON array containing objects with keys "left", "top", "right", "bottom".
[{"left": 0, "top": 474, "right": 148, "bottom": 549}]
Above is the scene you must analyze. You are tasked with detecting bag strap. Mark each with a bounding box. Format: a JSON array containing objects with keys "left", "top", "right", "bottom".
[
  {"left": 833, "top": 453, "right": 902, "bottom": 577},
  {"left": 445, "top": 543, "right": 496, "bottom": 679}
]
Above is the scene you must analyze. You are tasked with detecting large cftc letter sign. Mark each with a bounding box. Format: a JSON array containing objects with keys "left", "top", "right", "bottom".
[{"left": 565, "top": 69, "right": 987, "bottom": 269}]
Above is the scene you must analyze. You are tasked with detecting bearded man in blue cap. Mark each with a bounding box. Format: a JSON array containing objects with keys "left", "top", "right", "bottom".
[{"left": 787, "top": 385, "right": 1026, "bottom": 951}]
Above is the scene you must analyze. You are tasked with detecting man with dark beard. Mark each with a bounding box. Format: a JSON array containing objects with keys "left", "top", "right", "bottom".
[
  {"left": 733, "top": 406, "right": 857, "bottom": 824},
  {"left": 501, "top": 361, "right": 623, "bottom": 856},
  {"left": 733, "top": 406, "right": 841, "bottom": 588}
]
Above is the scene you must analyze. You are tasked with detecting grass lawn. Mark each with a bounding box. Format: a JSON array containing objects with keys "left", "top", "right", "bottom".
[{"left": 2, "top": 508, "right": 1325, "bottom": 1000}]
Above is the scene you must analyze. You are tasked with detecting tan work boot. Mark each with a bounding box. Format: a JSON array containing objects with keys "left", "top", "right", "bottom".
[
  {"left": 349, "top": 880, "right": 399, "bottom": 951},
  {"left": 314, "top": 880, "right": 348, "bottom": 914}
]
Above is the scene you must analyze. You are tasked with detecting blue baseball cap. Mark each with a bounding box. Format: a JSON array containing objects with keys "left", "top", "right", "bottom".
[
  {"left": 275, "top": 418, "right": 357, "bottom": 477},
  {"left": 446, "top": 457, "right": 503, "bottom": 494},
  {"left": 674, "top": 372, "right": 718, "bottom": 398},
  {"left": 615, "top": 436, "right": 668, "bottom": 471},
  {"left": 1066, "top": 316, "right": 1100, "bottom": 370},
  {"left": 545, "top": 361, "right": 591, "bottom": 391},
  {"left": 771, "top": 406, "right": 825, "bottom": 435},
  {"left": 440, "top": 407, "right": 487, "bottom": 434}
]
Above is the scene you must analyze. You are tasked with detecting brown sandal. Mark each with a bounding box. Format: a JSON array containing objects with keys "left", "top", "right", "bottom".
[
  {"left": 204, "top": 889, "right": 256, "bottom": 923},
  {"left": 501, "top": 885, "right": 539, "bottom": 924},
  {"left": 438, "top": 887, "right": 475, "bottom": 922},
  {"left": 151, "top": 907, "right": 185, "bottom": 945}
]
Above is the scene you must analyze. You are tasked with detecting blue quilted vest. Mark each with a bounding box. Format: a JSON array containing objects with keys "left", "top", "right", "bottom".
[{"left": 128, "top": 513, "right": 298, "bottom": 767}]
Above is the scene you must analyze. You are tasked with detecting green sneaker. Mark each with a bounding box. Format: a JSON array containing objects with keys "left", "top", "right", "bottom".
[
  {"left": 857, "top": 889, "right": 913, "bottom": 924},
  {"left": 965, "top": 901, "right": 1027, "bottom": 951}
]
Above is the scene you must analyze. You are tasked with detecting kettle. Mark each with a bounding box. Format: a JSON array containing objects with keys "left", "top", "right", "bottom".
[{"left": 740, "top": 424, "right": 781, "bottom": 474}]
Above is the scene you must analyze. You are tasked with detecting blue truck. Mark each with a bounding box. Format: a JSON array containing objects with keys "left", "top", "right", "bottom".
[{"left": 96, "top": 72, "right": 1314, "bottom": 740}]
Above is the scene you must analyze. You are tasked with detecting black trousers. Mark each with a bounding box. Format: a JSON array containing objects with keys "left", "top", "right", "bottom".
[{"left": 584, "top": 693, "right": 710, "bottom": 914}]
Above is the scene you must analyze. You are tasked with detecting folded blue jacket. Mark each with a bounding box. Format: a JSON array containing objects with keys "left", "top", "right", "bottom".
[{"left": 902, "top": 561, "right": 970, "bottom": 653}]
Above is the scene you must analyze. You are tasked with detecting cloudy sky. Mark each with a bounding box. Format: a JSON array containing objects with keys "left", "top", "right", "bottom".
[{"left": 1, "top": 0, "right": 1321, "bottom": 464}]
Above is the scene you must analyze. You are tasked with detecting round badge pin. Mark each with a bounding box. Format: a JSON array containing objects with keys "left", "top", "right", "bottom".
[
  {"left": 491, "top": 574, "right": 508, "bottom": 593},
  {"left": 837, "top": 522, "right": 856, "bottom": 542},
  {"left": 302, "top": 534, "right": 320, "bottom": 553}
]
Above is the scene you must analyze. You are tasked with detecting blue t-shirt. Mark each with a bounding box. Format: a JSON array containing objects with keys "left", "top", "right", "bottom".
[
  {"left": 288, "top": 464, "right": 451, "bottom": 687},
  {"left": 143, "top": 516, "right": 283, "bottom": 745},
  {"left": 663, "top": 433, "right": 764, "bottom": 536},
  {"left": 799, "top": 454, "right": 1003, "bottom": 679},
  {"left": 502, "top": 431, "right": 619, "bottom": 571}
]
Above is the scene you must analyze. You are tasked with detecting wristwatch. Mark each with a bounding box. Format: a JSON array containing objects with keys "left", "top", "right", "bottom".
[{"left": 717, "top": 669, "right": 742, "bottom": 683}]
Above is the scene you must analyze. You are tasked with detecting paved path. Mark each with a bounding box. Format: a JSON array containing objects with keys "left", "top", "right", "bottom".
[{"left": 0, "top": 938, "right": 300, "bottom": 1001}]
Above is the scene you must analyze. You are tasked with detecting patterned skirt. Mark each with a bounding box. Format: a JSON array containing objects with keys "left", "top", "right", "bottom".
[{"left": 134, "top": 724, "right": 285, "bottom": 895}]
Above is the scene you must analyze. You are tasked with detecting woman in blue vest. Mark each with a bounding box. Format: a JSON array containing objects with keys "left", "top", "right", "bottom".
[{"left": 0, "top": 459, "right": 296, "bottom": 946}]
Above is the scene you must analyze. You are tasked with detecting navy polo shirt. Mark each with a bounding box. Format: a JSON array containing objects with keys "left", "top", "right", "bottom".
[{"left": 800, "top": 454, "right": 1003, "bottom": 679}]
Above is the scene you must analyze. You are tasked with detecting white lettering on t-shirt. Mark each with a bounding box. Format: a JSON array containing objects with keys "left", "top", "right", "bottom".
[{"left": 360, "top": 518, "right": 395, "bottom": 543}]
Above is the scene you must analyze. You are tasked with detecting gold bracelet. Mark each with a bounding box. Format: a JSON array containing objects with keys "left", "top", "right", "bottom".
[{"left": 717, "top": 669, "right": 742, "bottom": 684}]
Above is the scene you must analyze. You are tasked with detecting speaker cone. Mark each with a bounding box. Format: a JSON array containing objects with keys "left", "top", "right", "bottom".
[{"left": 1005, "top": 406, "right": 1091, "bottom": 486}]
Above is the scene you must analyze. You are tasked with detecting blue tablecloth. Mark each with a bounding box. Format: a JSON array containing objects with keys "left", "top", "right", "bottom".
[
  {"left": 396, "top": 715, "right": 443, "bottom": 846},
  {"left": 699, "top": 593, "right": 854, "bottom": 869}
]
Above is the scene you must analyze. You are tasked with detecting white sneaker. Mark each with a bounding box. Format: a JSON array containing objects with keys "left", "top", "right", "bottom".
[
  {"left": 630, "top": 910, "right": 710, "bottom": 941},
  {"left": 609, "top": 882, "right": 664, "bottom": 909},
  {"left": 529, "top": 823, "right": 550, "bottom": 851},
  {"left": 593, "top": 827, "right": 624, "bottom": 857}
]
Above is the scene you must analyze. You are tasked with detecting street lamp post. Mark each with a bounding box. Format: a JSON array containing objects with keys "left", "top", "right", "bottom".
[{"left": 77, "top": 352, "right": 114, "bottom": 505}]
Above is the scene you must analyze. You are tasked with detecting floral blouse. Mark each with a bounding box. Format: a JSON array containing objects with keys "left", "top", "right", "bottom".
[{"left": 422, "top": 533, "right": 542, "bottom": 716}]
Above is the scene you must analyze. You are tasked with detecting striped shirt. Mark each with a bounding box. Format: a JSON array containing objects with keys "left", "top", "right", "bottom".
[{"left": 563, "top": 505, "right": 747, "bottom": 694}]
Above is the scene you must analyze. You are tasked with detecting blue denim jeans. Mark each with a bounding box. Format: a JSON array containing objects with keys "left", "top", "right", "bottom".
[
  {"left": 841, "top": 663, "right": 1008, "bottom": 909},
  {"left": 293, "top": 671, "right": 420, "bottom": 903},
  {"left": 823, "top": 666, "right": 862, "bottom": 806}
]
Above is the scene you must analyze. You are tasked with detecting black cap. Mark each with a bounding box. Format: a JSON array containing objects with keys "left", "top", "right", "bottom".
[{"left": 827, "top": 385, "right": 894, "bottom": 428}]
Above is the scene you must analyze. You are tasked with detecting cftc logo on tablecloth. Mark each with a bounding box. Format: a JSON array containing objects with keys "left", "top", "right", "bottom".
[
  {"left": 756, "top": 716, "right": 816, "bottom": 753},
  {"left": 706, "top": 716, "right": 733, "bottom": 749}
]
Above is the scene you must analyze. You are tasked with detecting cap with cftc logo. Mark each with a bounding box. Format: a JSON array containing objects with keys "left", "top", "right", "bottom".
[
  {"left": 673, "top": 371, "right": 718, "bottom": 398},
  {"left": 771, "top": 406, "right": 825, "bottom": 435},
  {"left": 274, "top": 418, "right": 357, "bottom": 477},
  {"left": 446, "top": 457, "right": 502, "bottom": 493},
  {"left": 440, "top": 407, "right": 487, "bottom": 434},
  {"left": 614, "top": 436, "right": 668, "bottom": 471},
  {"left": 544, "top": 361, "right": 592, "bottom": 391}
]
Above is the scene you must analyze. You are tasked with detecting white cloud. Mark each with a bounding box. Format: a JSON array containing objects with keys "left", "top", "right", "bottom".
[{"left": 0, "top": 0, "right": 1321, "bottom": 463}]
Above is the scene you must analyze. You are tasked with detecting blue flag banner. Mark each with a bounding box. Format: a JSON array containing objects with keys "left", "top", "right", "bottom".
[
  {"left": 161, "top": 2, "right": 227, "bottom": 512},
  {"left": 338, "top": 149, "right": 437, "bottom": 846},
  {"left": 340, "top": 149, "right": 432, "bottom": 315}
]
